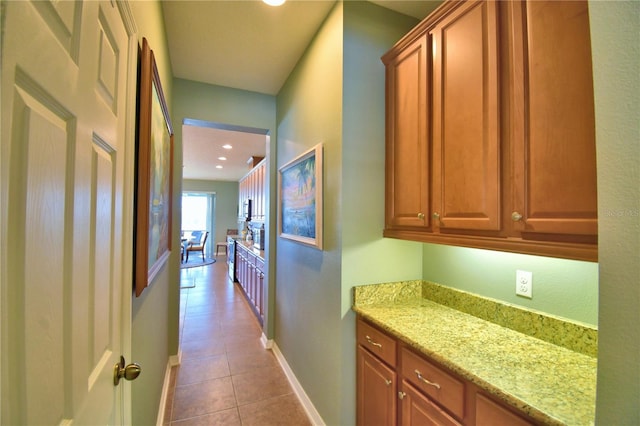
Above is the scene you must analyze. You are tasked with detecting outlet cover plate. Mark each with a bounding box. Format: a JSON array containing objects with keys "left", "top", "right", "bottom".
[{"left": 516, "top": 270, "right": 533, "bottom": 298}]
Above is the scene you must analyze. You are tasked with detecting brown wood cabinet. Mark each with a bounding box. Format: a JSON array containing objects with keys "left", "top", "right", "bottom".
[
  {"left": 357, "top": 317, "right": 536, "bottom": 426},
  {"left": 235, "top": 243, "right": 264, "bottom": 324},
  {"left": 357, "top": 319, "right": 398, "bottom": 426},
  {"left": 475, "top": 393, "right": 533, "bottom": 426},
  {"left": 357, "top": 346, "right": 398, "bottom": 426},
  {"left": 400, "top": 381, "right": 461, "bottom": 426},
  {"left": 382, "top": 0, "right": 597, "bottom": 261},
  {"left": 239, "top": 159, "right": 266, "bottom": 222},
  {"left": 384, "top": 33, "right": 431, "bottom": 230}
]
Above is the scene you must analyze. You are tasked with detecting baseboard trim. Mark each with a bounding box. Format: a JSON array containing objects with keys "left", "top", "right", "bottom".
[
  {"left": 260, "top": 332, "right": 273, "bottom": 349},
  {"left": 156, "top": 350, "right": 181, "bottom": 426},
  {"left": 271, "top": 342, "right": 325, "bottom": 426}
]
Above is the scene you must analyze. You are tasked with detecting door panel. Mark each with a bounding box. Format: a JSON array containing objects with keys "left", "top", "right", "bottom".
[
  {"left": 7, "top": 79, "right": 73, "bottom": 425},
  {"left": 511, "top": 0, "right": 598, "bottom": 237},
  {"left": 431, "top": 1, "right": 501, "bottom": 231},
  {"left": 1, "top": 1, "right": 135, "bottom": 424},
  {"left": 384, "top": 35, "right": 431, "bottom": 230}
]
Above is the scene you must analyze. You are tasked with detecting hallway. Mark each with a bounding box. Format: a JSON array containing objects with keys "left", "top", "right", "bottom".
[{"left": 163, "top": 257, "right": 312, "bottom": 425}]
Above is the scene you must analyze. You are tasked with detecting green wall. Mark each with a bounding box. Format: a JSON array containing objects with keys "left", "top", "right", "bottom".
[
  {"left": 182, "top": 179, "right": 240, "bottom": 247},
  {"left": 275, "top": 4, "right": 344, "bottom": 424},
  {"left": 129, "top": 2, "right": 176, "bottom": 425},
  {"left": 275, "top": 2, "right": 425, "bottom": 424},
  {"left": 589, "top": 1, "right": 640, "bottom": 423},
  {"left": 341, "top": 2, "right": 430, "bottom": 424},
  {"left": 421, "top": 245, "right": 598, "bottom": 325}
]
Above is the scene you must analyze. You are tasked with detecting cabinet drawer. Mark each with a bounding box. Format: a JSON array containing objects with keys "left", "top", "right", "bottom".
[
  {"left": 357, "top": 318, "right": 397, "bottom": 367},
  {"left": 401, "top": 347, "right": 465, "bottom": 419}
]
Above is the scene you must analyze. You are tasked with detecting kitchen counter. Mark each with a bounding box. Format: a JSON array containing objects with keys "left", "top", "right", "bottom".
[
  {"left": 353, "top": 281, "right": 597, "bottom": 426},
  {"left": 235, "top": 239, "right": 265, "bottom": 260}
]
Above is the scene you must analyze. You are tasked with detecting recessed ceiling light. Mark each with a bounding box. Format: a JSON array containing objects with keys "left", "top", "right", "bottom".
[
  {"left": 222, "top": 144, "right": 232, "bottom": 150},
  {"left": 216, "top": 165, "right": 223, "bottom": 169},
  {"left": 218, "top": 156, "right": 227, "bottom": 161},
  {"left": 263, "top": 0, "right": 285, "bottom": 6}
]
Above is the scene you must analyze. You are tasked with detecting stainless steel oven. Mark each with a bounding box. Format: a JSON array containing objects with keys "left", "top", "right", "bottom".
[{"left": 227, "top": 236, "right": 237, "bottom": 280}]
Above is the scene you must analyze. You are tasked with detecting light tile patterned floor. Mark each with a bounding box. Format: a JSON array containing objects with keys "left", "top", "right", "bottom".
[{"left": 164, "top": 257, "right": 312, "bottom": 425}]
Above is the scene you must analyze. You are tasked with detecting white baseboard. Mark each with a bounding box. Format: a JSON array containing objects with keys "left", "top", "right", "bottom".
[
  {"left": 260, "top": 332, "right": 273, "bottom": 349},
  {"left": 270, "top": 342, "right": 325, "bottom": 426},
  {"left": 156, "top": 350, "right": 182, "bottom": 426}
]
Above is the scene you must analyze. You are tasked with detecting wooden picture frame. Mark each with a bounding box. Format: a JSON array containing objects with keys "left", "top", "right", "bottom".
[
  {"left": 278, "top": 143, "right": 323, "bottom": 250},
  {"left": 135, "top": 38, "right": 174, "bottom": 296}
]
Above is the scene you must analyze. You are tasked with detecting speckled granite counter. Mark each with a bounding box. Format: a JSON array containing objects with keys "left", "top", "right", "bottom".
[
  {"left": 353, "top": 281, "right": 597, "bottom": 426},
  {"left": 235, "top": 239, "right": 265, "bottom": 260}
]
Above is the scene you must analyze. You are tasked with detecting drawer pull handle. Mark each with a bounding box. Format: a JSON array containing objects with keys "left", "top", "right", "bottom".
[
  {"left": 365, "top": 335, "right": 382, "bottom": 348},
  {"left": 385, "top": 378, "right": 392, "bottom": 386},
  {"left": 414, "top": 369, "right": 441, "bottom": 389}
]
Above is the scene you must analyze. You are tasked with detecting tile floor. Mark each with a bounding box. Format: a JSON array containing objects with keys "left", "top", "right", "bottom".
[{"left": 163, "top": 256, "right": 313, "bottom": 425}]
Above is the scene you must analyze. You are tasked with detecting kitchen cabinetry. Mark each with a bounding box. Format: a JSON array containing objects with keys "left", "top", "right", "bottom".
[
  {"left": 235, "top": 242, "right": 264, "bottom": 324},
  {"left": 382, "top": 0, "right": 597, "bottom": 261},
  {"left": 384, "top": 33, "right": 430, "bottom": 230},
  {"left": 475, "top": 393, "right": 532, "bottom": 426},
  {"left": 357, "top": 317, "right": 536, "bottom": 426},
  {"left": 238, "top": 158, "right": 266, "bottom": 222},
  {"left": 357, "top": 318, "right": 397, "bottom": 426}
]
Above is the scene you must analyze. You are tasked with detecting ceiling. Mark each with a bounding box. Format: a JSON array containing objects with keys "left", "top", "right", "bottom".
[{"left": 163, "top": 0, "right": 441, "bottom": 182}]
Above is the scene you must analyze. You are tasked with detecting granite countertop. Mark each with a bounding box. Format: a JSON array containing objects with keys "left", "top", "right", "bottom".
[
  {"left": 353, "top": 281, "right": 597, "bottom": 426},
  {"left": 235, "top": 239, "right": 265, "bottom": 260}
]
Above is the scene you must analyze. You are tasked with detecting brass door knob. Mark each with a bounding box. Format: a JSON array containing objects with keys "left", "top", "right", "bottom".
[
  {"left": 113, "top": 355, "right": 142, "bottom": 386},
  {"left": 432, "top": 212, "right": 440, "bottom": 220},
  {"left": 417, "top": 212, "right": 425, "bottom": 219},
  {"left": 511, "top": 212, "right": 523, "bottom": 222}
]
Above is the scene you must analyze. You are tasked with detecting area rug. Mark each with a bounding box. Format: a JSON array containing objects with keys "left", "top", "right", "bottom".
[{"left": 180, "top": 257, "right": 216, "bottom": 269}]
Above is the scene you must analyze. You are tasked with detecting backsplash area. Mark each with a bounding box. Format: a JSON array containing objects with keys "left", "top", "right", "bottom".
[{"left": 353, "top": 280, "right": 597, "bottom": 357}]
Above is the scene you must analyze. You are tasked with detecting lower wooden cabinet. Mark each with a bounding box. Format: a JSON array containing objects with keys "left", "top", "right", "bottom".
[
  {"left": 234, "top": 243, "right": 264, "bottom": 324},
  {"left": 357, "top": 346, "right": 398, "bottom": 426},
  {"left": 400, "top": 381, "right": 461, "bottom": 426},
  {"left": 357, "top": 317, "right": 537, "bottom": 426},
  {"left": 475, "top": 393, "right": 533, "bottom": 426}
]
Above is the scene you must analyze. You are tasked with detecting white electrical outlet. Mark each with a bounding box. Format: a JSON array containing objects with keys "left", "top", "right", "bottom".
[{"left": 516, "top": 270, "right": 533, "bottom": 298}]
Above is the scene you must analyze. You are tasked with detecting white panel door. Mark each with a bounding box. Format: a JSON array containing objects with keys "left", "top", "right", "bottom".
[{"left": 1, "top": 1, "right": 136, "bottom": 424}]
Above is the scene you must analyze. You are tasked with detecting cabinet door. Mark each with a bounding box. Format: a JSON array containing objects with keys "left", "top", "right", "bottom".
[
  {"left": 509, "top": 0, "right": 597, "bottom": 239},
  {"left": 384, "top": 34, "right": 431, "bottom": 231},
  {"left": 400, "top": 381, "right": 462, "bottom": 426},
  {"left": 431, "top": 0, "right": 501, "bottom": 232},
  {"left": 357, "top": 346, "right": 397, "bottom": 426},
  {"left": 476, "top": 393, "right": 533, "bottom": 426}
]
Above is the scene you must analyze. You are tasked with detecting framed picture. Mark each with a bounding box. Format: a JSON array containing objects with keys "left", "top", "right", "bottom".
[
  {"left": 278, "top": 143, "right": 323, "bottom": 250},
  {"left": 135, "top": 38, "right": 174, "bottom": 297}
]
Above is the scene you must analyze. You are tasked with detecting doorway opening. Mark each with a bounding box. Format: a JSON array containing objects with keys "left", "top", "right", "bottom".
[{"left": 181, "top": 192, "right": 215, "bottom": 259}]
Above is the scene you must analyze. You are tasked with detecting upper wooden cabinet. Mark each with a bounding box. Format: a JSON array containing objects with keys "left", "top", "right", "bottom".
[
  {"left": 508, "top": 0, "right": 598, "bottom": 240},
  {"left": 430, "top": 0, "right": 501, "bottom": 232},
  {"left": 382, "top": 0, "right": 598, "bottom": 261},
  {"left": 384, "top": 34, "right": 431, "bottom": 230},
  {"left": 239, "top": 159, "right": 267, "bottom": 222}
]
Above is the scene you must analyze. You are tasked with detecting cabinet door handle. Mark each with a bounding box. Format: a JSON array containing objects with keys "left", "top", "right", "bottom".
[
  {"left": 417, "top": 212, "right": 425, "bottom": 219},
  {"left": 511, "top": 211, "right": 523, "bottom": 222},
  {"left": 414, "top": 369, "right": 441, "bottom": 389},
  {"left": 398, "top": 391, "right": 407, "bottom": 400},
  {"left": 384, "top": 378, "right": 392, "bottom": 386},
  {"left": 432, "top": 212, "right": 442, "bottom": 226},
  {"left": 365, "top": 335, "right": 382, "bottom": 348}
]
